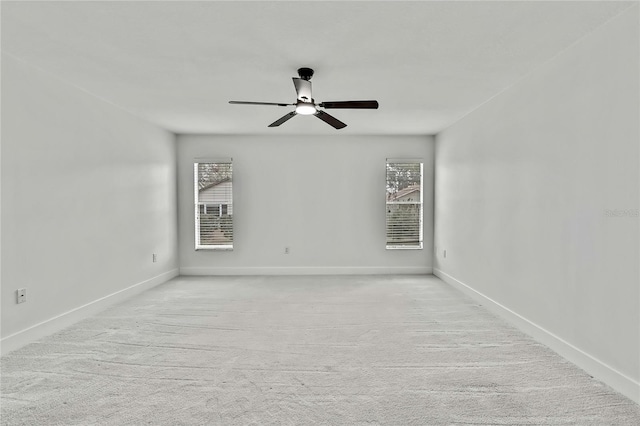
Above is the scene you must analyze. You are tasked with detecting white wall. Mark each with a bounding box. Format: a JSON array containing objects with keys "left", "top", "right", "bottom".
[
  {"left": 1, "top": 54, "right": 179, "bottom": 352},
  {"left": 434, "top": 6, "right": 639, "bottom": 402},
  {"left": 178, "top": 135, "right": 433, "bottom": 275}
]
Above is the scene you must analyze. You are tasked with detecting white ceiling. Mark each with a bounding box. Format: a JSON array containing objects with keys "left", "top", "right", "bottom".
[{"left": 2, "top": 1, "right": 632, "bottom": 135}]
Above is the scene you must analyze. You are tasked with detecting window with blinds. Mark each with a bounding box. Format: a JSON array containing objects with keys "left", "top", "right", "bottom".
[
  {"left": 386, "top": 160, "right": 423, "bottom": 249},
  {"left": 194, "top": 161, "right": 233, "bottom": 250}
]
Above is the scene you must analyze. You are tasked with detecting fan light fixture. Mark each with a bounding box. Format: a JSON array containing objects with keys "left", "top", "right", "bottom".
[
  {"left": 229, "top": 67, "right": 379, "bottom": 129},
  {"left": 295, "top": 102, "right": 316, "bottom": 115}
]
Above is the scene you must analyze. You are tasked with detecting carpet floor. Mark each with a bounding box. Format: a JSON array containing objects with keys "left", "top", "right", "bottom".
[{"left": 1, "top": 275, "right": 639, "bottom": 425}]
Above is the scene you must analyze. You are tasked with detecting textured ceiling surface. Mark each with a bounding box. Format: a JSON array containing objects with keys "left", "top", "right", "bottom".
[{"left": 1, "top": 1, "right": 632, "bottom": 135}]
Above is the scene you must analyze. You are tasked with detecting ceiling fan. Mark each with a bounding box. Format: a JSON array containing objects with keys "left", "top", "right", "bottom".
[{"left": 229, "top": 67, "right": 379, "bottom": 129}]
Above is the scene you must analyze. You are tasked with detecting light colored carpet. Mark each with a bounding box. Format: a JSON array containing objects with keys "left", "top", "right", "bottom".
[{"left": 1, "top": 275, "right": 639, "bottom": 425}]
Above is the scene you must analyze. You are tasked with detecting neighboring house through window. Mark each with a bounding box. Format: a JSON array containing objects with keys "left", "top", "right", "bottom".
[
  {"left": 386, "top": 160, "right": 423, "bottom": 249},
  {"left": 199, "top": 204, "right": 229, "bottom": 216},
  {"left": 194, "top": 160, "right": 233, "bottom": 250}
]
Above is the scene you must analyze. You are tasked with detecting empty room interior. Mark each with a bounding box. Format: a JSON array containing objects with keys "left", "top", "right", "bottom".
[{"left": 1, "top": 1, "right": 639, "bottom": 424}]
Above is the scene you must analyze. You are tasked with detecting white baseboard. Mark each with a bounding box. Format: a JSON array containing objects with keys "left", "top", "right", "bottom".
[
  {"left": 180, "top": 266, "right": 433, "bottom": 276},
  {"left": 1, "top": 268, "right": 179, "bottom": 356},
  {"left": 433, "top": 268, "right": 640, "bottom": 405}
]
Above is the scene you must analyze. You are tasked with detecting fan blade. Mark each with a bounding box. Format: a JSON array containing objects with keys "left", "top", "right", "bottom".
[
  {"left": 229, "top": 101, "right": 292, "bottom": 107},
  {"left": 292, "top": 78, "right": 313, "bottom": 102},
  {"left": 315, "top": 111, "right": 347, "bottom": 129},
  {"left": 319, "top": 100, "right": 379, "bottom": 109},
  {"left": 268, "top": 111, "right": 297, "bottom": 127}
]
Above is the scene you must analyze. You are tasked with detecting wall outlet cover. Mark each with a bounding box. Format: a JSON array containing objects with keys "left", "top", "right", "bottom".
[{"left": 17, "top": 288, "right": 27, "bottom": 304}]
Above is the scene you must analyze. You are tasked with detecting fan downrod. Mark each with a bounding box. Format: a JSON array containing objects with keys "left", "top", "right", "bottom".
[{"left": 297, "top": 67, "right": 314, "bottom": 81}]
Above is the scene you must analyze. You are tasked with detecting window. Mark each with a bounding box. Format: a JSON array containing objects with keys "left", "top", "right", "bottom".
[
  {"left": 386, "top": 160, "right": 423, "bottom": 249},
  {"left": 194, "top": 161, "right": 233, "bottom": 250}
]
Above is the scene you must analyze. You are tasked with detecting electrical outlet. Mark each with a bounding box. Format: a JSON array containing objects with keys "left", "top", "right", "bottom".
[
  {"left": 284, "top": 247, "right": 290, "bottom": 254},
  {"left": 152, "top": 253, "right": 157, "bottom": 263},
  {"left": 17, "top": 288, "right": 27, "bottom": 304}
]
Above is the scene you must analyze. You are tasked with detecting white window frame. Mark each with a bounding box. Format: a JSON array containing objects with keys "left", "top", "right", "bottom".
[
  {"left": 194, "top": 159, "right": 233, "bottom": 251},
  {"left": 386, "top": 159, "right": 423, "bottom": 250}
]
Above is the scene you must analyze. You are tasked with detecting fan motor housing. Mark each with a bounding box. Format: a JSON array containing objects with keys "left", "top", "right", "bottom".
[{"left": 297, "top": 67, "right": 314, "bottom": 81}]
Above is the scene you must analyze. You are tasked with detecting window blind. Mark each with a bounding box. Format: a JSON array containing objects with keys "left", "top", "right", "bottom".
[
  {"left": 386, "top": 161, "right": 423, "bottom": 249},
  {"left": 194, "top": 161, "right": 233, "bottom": 250}
]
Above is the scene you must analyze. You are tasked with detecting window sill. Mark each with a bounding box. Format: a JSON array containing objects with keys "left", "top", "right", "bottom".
[
  {"left": 196, "top": 245, "right": 234, "bottom": 251},
  {"left": 386, "top": 245, "right": 423, "bottom": 250}
]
